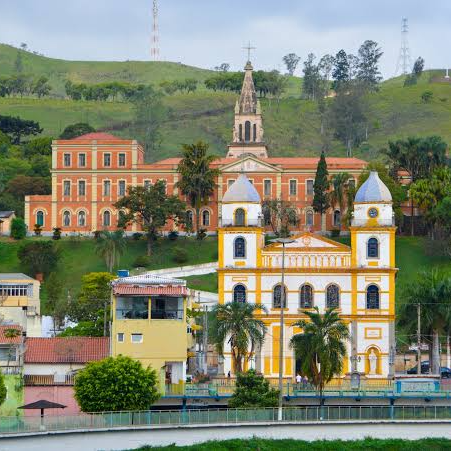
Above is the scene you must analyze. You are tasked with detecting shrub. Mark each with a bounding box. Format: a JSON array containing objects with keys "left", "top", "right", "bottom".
[
  {"left": 17, "top": 241, "right": 60, "bottom": 278},
  {"left": 133, "top": 255, "right": 151, "bottom": 267},
  {"left": 93, "top": 230, "right": 102, "bottom": 241},
  {"left": 10, "top": 218, "right": 26, "bottom": 239},
  {"left": 421, "top": 91, "right": 433, "bottom": 103},
  {"left": 197, "top": 228, "right": 207, "bottom": 241},
  {"left": 132, "top": 232, "right": 143, "bottom": 241},
  {"left": 173, "top": 247, "right": 188, "bottom": 264},
  {"left": 330, "top": 228, "right": 340, "bottom": 238},
  {"left": 33, "top": 224, "right": 42, "bottom": 236},
  {"left": 52, "top": 227, "right": 62, "bottom": 240},
  {"left": 168, "top": 230, "right": 179, "bottom": 241}
]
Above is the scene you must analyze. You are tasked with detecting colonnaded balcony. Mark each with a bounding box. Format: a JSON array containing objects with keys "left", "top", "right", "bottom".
[
  {"left": 115, "top": 296, "right": 184, "bottom": 321},
  {"left": 218, "top": 216, "right": 263, "bottom": 228},
  {"left": 261, "top": 253, "right": 351, "bottom": 269}
]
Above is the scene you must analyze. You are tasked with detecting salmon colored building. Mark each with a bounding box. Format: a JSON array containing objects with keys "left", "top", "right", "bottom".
[{"left": 25, "top": 61, "right": 367, "bottom": 235}]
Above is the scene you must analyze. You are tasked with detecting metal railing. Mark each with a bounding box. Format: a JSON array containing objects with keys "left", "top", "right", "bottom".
[
  {"left": 219, "top": 218, "right": 263, "bottom": 227},
  {"left": 23, "top": 374, "right": 75, "bottom": 386},
  {"left": 1, "top": 406, "right": 451, "bottom": 435}
]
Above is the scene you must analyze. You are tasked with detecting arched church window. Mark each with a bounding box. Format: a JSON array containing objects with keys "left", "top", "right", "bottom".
[
  {"left": 245, "top": 121, "right": 251, "bottom": 142},
  {"left": 366, "top": 285, "right": 380, "bottom": 309},
  {"left": 202, "top": 210, "right": 210, "bottom": 227},
  {"left": 239, "top": 124, "right": 243, "bottom": 141},
  {"left": 333, "top": 210, "right": 341, "bottom": 227},
  {"left": 36, "top": 211, "right": 44, "bottom": 227},
  {"left": 299, "top": 284, "right": 314, "bottom": 308},
  {"left": 234, "top": 237, "right": 246, "bottom": 258},
  {"left": 326, "top": 284, "right": 340, "bottom": 309},
  {"left": 235, "top": 208, "right": 245, "bottom": 226},
  {"left": 186, "top": 211, "right": 193, "bottom": 227},
  {"left": 273, "top": 284, "right": 287, "bottom": 308},
  {"left": 103, "top": 210, "right": 111, "bottom": 227},
  {"left": 253, "top": 123, "right": 257, "bottom": 142},
  {"left": 63, "top": 211, "right": 71, "bottom": 227},
  {"left": 233, "top": 284, "right": 246, "bottom": 303},
  {"left": 78, "top": 211, "right": 86, "bottom": 227},
  {"left": 367, "top": 238, "right": 379, "bottom": 258},
  {"left": 306, "top": 210, "right": 314, "bottom": 227}
]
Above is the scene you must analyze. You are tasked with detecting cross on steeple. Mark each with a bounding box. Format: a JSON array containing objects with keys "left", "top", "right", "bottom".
[{"left": 243, "top": 41, "right": 256, "bottom": 62}]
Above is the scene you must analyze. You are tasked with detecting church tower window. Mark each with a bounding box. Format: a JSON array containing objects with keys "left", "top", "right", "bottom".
[
  {"left": 367, "top": 238, "right": 379, "bottom": 258},
  {"left": 273, "top": 284, "right": 287, "bottom": 308},
  {"left": 299, "top": 284, "right": 314, "bottom": 308},
  {"left": 202, "top": 210, "right": 210, "bottom": 227},
  {"left": 326, "top": 284, "right": 340, "bottom": 309},
  {"left": 245, "top": 121, "right": 251, "bottom": 142},
  {"left": 239, "top": 124, "right": 243, "bottom": 141},
  {"left": 366, "top": 285, "right": 380, "bottom": 309},
  {"left": 235, "top": 208, "right": 245, "bottom": 226},
  {"left": 233, "top": 284, "right": 247, "bottom": 303},
  {"left": 253, "top": 123, "right": 257, "bottom": 141},
  {"left": 234, "top": 237, "right": 246, "bottom": 258}
]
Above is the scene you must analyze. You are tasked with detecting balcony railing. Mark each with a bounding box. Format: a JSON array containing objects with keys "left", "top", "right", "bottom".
[
  {"left": 219, "top": 218, "right": 263, "bottom": 227},
  {"left": 115, "top": 309, "right": 149, "bottom": 320},
  {"left": 24, "top": 374, "right": 75, "bottom": 386},
  {"left": 150, "top": 309, "right": 183, "bottom": 320},
  {"left": 261, "top": 253, "right": 351, "bottom": 269},
  {"left": 351, "top": 218, "right": 396, "bottom": 227}
]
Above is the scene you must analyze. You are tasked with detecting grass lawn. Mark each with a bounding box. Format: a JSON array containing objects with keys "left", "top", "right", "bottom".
[
  {"left": 183, "top": 272, "right": 218, "bottom": 293},
  {"left": 131, "top": 437, "right": 451, "bottom": 450}
]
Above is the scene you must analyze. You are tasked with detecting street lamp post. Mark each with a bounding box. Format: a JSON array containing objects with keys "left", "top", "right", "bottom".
[{"left": 271, "top": 237, "right": 295, "bottom": 421}]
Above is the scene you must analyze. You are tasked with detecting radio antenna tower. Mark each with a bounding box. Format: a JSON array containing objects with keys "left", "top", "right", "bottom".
[
  {"left": 395, "top": 17, "right": 412, "bottom": 75},
  {"left": 151, "top": 0, "right": 160, "bottom": 60}
]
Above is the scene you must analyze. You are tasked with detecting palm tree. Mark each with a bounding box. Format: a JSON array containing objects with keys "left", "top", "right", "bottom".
[
  {"left": 176, "top": 141, "right": 220, "bottom": 237},
  {"left": 398, "top": 270, "right": 451, "bottom": 374},
  {"left": 95, "top": 230, "right": 126, "bottom": 273},
  {"left": 329, "top": 172, "right": 350, "bottom": 232},
  {"left": 290, "top": 307, "right": 349, "bottom": 404},
  {"left": 210, "top": 302, "right": 267, "bottom": 374}
]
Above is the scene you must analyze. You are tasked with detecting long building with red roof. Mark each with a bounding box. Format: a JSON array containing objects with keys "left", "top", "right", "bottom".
[{"left": 24, "top": 60, "right": 367, "bottom": 234}]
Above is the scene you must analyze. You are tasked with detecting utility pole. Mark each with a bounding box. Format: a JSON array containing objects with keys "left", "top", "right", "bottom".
[
  {"left": 395, "top": 18, "right": 412, "bottom": 76},
  {"left": 417, "top": 302, "right": 421, "bottom": 375},
  {"left": 203, "top": 303, "right": 208, "bottom": 374},
  {"left": 151, "top": 0, "right": 160, "bottom": 61}
]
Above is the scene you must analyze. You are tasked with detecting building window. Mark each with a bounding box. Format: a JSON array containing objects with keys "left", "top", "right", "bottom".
[
  {"left": 103, "top": 211, "right": 111, "bottom": 227},
  {"left": 0, "top": 346, "right": 16, "bottom": 362},
  {"left": 366, "top": 285, "right": 380, "bottom": 309},
  {"left": 273, "top": 284, "right": 287, "bottom": 309},
  {"left": 202, "top": 210, "right": 210, "bottom": 227},
  {"left": 233, "top": 284, "right": 247, "bottom": 303},
  {"left": 326, "top": 284, "right": 340, "bottom": 309},
  {"left": 239, "top": 124, "right": 243, "bottom": 141},
  {"left": 103, "top": 180, "right": 111, "bottom": 196},
  {"left": 299, "top": 284, "right": 313, "bottom": 308},
  {"left": 333, "top": 210, "right": 341, "bottom": 227},
  {"left": 63, "top": 181, "right": 71, "bottom": 196},
  {"left": 253, "top": 123, "right": 257, "bottom": 142},
  {"left": 235, "top": 208, "right": 245, "bottom": 226},
  {"left": 367, "top": 238, "right": 379, "bottom": 258},
  {"left": 63, "top": 211, "right": 71, "bottom": 227},
  {"left": 144, "top": 180, "right": 151, "bottom": 189},
  {"left": 348, "top": 179, "right": 356, "bottom": 190},
  {"left": 78, "top": 153, "right": 86, "bottom": 167},
  {"left": 264, "top": 180, "right": 271, "bottom": 196},
  {"left": 306, "top": 209, "right": 314, "bottom": 227},
  {"left": 78, "top": 180, "right": 86, "bottom": 196},
  {"left": 131, "top": 333, "right": 143, "bottom": 343},
  {"left": 306, "top": 180, "right": 314, "bottom": 196},
  {"left": 185, "top": 210, "right": 193, "bottom": 227},
  {"left": 103, "top": 153, "right": 111, "bottom": 167},
  {"left": 289, "top": 180, "right": 297, "bottom": 196},
  {"left": 117, "top": 333, "right": 124, "bottom": 343},
  {"left": 245, "top": 121, "right": 251, "bottom": 141},
  {"left": 0, "top": 284, "right": 30, "bottom": 297},
  {"left": 116, "top": 297, "right": 149, "bottom": 319},
  {"left": 227, "top": 179, "right": 235, "bottom": 189},
  {"left": 63, "top": 153, "right": 71, "bottom": 167},
  {"left": 234, "top": 237, "right": 246, "bottom": 258},
  {"left": 78, "top": 211, "right": 86, "bottom": 227},
  {"left": 118, "top": 153, "right": 126, "bottom": 167},
  {"left": 36, "top": 211, "right": 44, "bottom": 227},
  {"left": 118, "top": 180, "right": 126, "bottom": 197}
]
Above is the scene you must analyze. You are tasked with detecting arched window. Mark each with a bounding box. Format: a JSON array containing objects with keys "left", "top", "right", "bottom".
[
  {"left": 103, "top": 210, "right": 111, "bottom": 227},
  {"left": 239, "top": 124, "right": 243, "bottom": 141},
  {"left": 366, "top": 285, "right": 380, "bottom": 309},
  {"left": 78, "top": 211, "right": 86, "bottom": 227},
  {"left": 235, "top": 208, "right": 245, "bottom": 226},
  {"left": 306, "top": 210, "right": 314, "bottom": 227},
  {"left": 367, "top": 238, "right": 379, "bottom": 258},
  {"left": 234, "top": 237, "right": 246, "bottom": 258},
  {"left": 299, "top": 284, "right": 314, "bottom": 308},
  {"left": 233, "top": 284, "right": 246, "bottom": 303},
  {"left": 333, "top": 210, "right": 341, "bottom": 227},
  {"left": 244, "top": 121, "right": 251, "bottom": 141},
  {"left": 273, "top": 284, "right": 287, "bottom": 308},
  {"left": 63, "top": 211, "right": 71, "bottom": 227},
  {"left": 253, "top": 123, "right": 257, "bottom": 142},
  {"left": 186, "top": 210, "right": 193, "bottom": 227},
  {"left": 326, "top": 284, "right": 340, "bottom": 309},
  {"left": 202, "top": 210, "right": 210, "bottom": 227},
  {"left": 36, "top": 211, "right": 44, "bottom": 226}
]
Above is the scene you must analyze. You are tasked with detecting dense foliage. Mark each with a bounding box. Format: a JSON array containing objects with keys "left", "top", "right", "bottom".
[
  {"left": 59, "top": 122, "right": 95, "bottom": 139},
  {"left": 17, "top": 241, "right": 60, "bottom": 277},
  {"left": 0, "top": 373, "right": 6, "bottom": 406},
  {"left": 312, "top": 151, "right": 329, "bottom": 230}
]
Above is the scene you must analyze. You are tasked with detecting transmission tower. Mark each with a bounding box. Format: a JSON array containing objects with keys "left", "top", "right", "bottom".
[
  {"left": 151, "top": 0, "right": 160, "bottom": 60},
  {"left": 395, "top": 17, "right": 412, "bottom": 75}
]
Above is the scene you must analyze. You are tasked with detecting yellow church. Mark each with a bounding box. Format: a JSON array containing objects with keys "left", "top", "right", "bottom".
[{"left": 217, "top": 170, "right": 397, "bottom": 380}]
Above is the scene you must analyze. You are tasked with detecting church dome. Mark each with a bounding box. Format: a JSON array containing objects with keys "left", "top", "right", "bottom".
[
  {"left": 222, "top": 173, "right": 261, "bottom": 203},
  {"left": 355, "top": 171, "right": 392, "bottom": 203}
]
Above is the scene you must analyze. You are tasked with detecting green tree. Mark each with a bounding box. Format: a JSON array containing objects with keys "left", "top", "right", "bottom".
[
  {"left": 290, "top": 307, "right": 349, "bottom": 404},
  {"left": 228, "top": 370, "right": 279, "bottom": 408},
  {"left": 0, "top": 115, "right": 42, "bottom": 144},
  {"left": 302, "top": 53, "right": 321, "bottom": 100},
  {"left": 398, "top": 270, "right": 451, "bottom": 374},
  {"left": 312, "top": 151, "right": 330, "bottom": 232},
  {"left": 421, "top": 91, "right": 433, "bottom": 103},
  {"left": 356, "top": 40, "right": 383, "bottom": 91},
  {"left": 14, "top": 51, "right": 23, "bottom": 73},
  {"left": 10, "top": 217, "right": 26, "bottom": 239},
  {"left": 176, "top": 141, "right": 219, "bottom": 237},
  {"left": 0, "top": 372, "right": 6, "bottom": 406},
  {"left": 74, "top": 355, "right": 160, "bottom": 412},
  {"left": 332, "top": 50, "right": 350, "bottom": 90},
  {"left": 115, "top": 180, "right": 186, "bottom": 255},
  {"left": 17, "top": 241, "right": 60, "bottom": 278},
  {"left": 329, "top": 172, "right": 351, "bottom": 232},
  {"left": 59, "top": 123, "right": 95, "bottom": 139},
  {"left": 209, "top": 302, "right": 267, "bottom": 374},
  {"left": 23, "top": 136, "right": 53, "bottom": 157},
  {"left": 68, "top": 272, "right": 115, "bottom": 337},
  {"left": 404, "top": 57, "right": 425, "bottom": 87},
  {"left": 95, "top": 230, "right": 126, "bottom": 272},
  {"left": 45, "top": 272, "right": 66, "bottom": 335},
  {"left": 283, "top": 53, "right": 301, "bottom": 76},
  {"left": 32, "top": 76, "right": 51, "bottom": 98},
  {"left": 262, "top": 199, "right": 298, "bottom": 237}
]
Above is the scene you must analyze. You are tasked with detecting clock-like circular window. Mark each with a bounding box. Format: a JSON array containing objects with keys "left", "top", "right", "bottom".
[{"left": 368, "top": 207, "right": 379, "bottom": 218}]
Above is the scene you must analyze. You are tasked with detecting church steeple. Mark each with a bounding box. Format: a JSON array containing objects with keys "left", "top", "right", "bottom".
[{"left": 238, "top": 61, "right": 258, "bottom": 114}]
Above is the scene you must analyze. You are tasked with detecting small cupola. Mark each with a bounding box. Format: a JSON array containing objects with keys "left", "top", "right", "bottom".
[
  {"left": 222, "top": 173, "right": 260, "bottom": 203},
  {"left": 355, "top": 171, "right": 392, "bottom": 203}
]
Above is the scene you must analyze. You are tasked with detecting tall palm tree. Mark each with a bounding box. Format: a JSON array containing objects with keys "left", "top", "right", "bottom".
[
  {"left": 398, "top": 269, "right": 451, "bottom": 374},
  {"left": 95, "top": 230, "right": 126, "bottom": 273},
  {"left": 176, "top": 141, "right": 220, "bottom": 237},
  {"left": 329, "top": 172, "right": 350, "bottom": 232},
  {"left": 210, "top": 302, "right": 267, "bottom": 374},
  {"left": 290, "top": 307, "right": 349, "bottom": 403}
]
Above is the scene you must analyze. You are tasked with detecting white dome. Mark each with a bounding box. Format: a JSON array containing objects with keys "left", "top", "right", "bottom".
[
  {"left": 222, "top": 173, "right": 261, "bottom": 203},
  {"left": 355, "top": 171, "right": 392, "bottom": 203}
]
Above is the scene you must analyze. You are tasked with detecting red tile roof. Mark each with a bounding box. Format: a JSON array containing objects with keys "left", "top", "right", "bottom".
[
  {"left": 112, "top": 285, "right": 188, "bottom": 296},
  {"left": 0, "top": 325, "right": 23, "bottom": 344},
  {"left": 24, "top": 337, "right": 109, "bottom": 364}
]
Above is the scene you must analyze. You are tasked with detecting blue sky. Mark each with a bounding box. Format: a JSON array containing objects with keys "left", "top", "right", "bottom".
[{"left": 1, "top": 0, "right": 450, "bottom": 78}]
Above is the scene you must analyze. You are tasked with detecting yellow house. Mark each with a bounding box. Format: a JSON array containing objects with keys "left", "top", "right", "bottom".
[
  {"left": 111, "top": 273, "right": 193, "bottom": 385},
  {"left": 0, "top": 273, "right": 41, "bottom": 337},
  {"left": 0, "top": 211, "right": 15, "bottom": 236}
]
